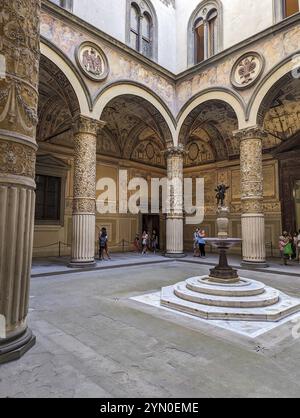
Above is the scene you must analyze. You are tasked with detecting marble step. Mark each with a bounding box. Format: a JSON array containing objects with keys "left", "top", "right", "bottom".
[
  {"left": 174, "top": 282, "right": 279, "bottom": 308},
  {"left": 161, "top": 284, "right": 300, "bottom": 322},
  {"left": 186, "top": 277, "right": 266, "bottom": 297}
]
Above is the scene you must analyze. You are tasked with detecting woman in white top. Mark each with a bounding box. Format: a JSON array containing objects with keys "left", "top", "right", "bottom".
[{"left": 142, "top": 231, "right": 149, "bottom": 255}]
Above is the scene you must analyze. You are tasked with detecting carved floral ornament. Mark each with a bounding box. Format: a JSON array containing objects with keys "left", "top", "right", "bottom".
[
  {"left": 231, "top": 52, "right": 265, "bottom": 90},
  {"left": 76, "top": 42, "right": 109, "bottom": 81}
]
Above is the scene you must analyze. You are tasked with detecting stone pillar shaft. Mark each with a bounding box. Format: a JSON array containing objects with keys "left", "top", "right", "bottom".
[
  {"left": 70, "top": 116, "right": 104, "bottom": 267},
  {"left": 0, "top": 0, "right": 41, "bottom": 363},
  {"left": 235, "top": 126, "right": 267, "bottom": 267},
  {"left": 165, "top": 146, "right": 185, "bottom": 258}
]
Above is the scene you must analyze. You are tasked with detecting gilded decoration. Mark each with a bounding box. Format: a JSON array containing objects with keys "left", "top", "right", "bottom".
[
  {"left": 0, "top": 0, "right": 40, "bottom": 137},
  {"left": 76, "top": 42, "right": 109, "bottom": 81},
  {"left": 0, "top": 140, "right": 36, "bottom": 179}
]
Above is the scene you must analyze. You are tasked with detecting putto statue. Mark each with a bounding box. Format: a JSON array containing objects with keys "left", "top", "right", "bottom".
[{"left": 215, "top": 184, "right": 230, "bottom": 207}]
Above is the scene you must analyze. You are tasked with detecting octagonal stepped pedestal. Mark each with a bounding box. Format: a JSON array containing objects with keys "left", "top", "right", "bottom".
[
  {"left": 161, "top": 276, "right": 300, "bottom": 322},
  {"left": 186, "top": 277, "right": 266, "bottom": 297}
]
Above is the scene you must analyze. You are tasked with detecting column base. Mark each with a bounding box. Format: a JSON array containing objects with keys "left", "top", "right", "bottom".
[
  {"left": 68, "top": 261, "right": 96, "bottom": 269},
  {"left": 241, "top": 261, "right": 269, "bottom": 269},
  {"left": 0, "top": 328, "right": 36, "bottom": 365},
  {"left": 164, "top": 253, "right": 186, "bottom": 259}
]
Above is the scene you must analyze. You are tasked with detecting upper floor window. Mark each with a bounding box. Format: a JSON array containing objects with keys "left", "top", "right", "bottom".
[
  {"left": 189, "top": 1, "right": 222, "bottom": 66},
  {"left": 274, "top": 0, "right": 299, "bottom": 21},
  {"left": 126, "top": 1, "right": 157, "bottom": 60},
  {"left": 51, "top": 0, "right": 73, "bottom": 12},
  {"left": 283, "top": 0, "right": 299, "bottom": 17}
]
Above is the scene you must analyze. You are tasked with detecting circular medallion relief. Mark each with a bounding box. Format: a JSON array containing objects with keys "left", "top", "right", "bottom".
[
  {"left": 146, "top": 143, "right": 155, "bottom": 160},
  {"left": 231, "top": 52, "right": 264, "bottom": 89},
  {"left": 188, "top": 143, "right": 199, "bottom": 161},
  {"left": 76, "top": 42, "right": 109, "bottom": 81}
]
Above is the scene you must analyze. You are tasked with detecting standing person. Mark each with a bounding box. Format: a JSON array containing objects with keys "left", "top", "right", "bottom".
[
  {"left": 279, "top": 234, "right": 286, "bottom": 261},
  {"left": 99, "top": 228, "right": 111, "bottom": 261},
  {"left": 193, "top": 228, "right": 200, "bottom": 257},
  {"left": 151, "top": 230, "right": 158, "bottom": 254},
  {"left": 99, "top": 228, "right": 108, "bottom": 261},
  {"left": 297, "top": 230, "right": 300, "bottom": 264},
  {"left": 282, "top": 231, "right": 292, "bottom": 266},
  {"left": 134, "top": 234, "right": 140, "bottom": 253},
  {"left": 142, "top": 231, "right": 149, "bottom": 256},
  {"left": 198, "top": 230, "right": 206, "bottom": 258},
  {"left": 293, "top": 232, "right": 298, "bottom": 260}
]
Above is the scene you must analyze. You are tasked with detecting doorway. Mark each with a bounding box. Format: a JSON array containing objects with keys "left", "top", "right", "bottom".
[{"left": 142, "top": 215, "right": 160, "bottom": 249}]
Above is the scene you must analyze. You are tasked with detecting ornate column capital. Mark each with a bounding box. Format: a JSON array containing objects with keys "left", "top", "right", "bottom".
[
  {"left": 164, "top": 145, "right": 186, "bottom": 158},
  {"left": 233, "top": 126, "right": 267, "bottom": 142},
  {"left": 73, "top": 115, "right": 106, "bottom": 137}
]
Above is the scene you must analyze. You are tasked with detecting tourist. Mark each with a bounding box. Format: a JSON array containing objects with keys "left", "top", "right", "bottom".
[
  {"left": 198, "top": 230, "right": 206, "bottom": 258},
  {"left": 134, "top": 234, "right": 140, "bottom": 253},
  {"left": 151, "top": 230, "right": 158, "bottom": 254},
  {"left": 99, "top": 228, "right": 111, "bottom": 261},
  {"left": 279, "top": 234, "right": 286, "bottom": 260},
  {"left": 292, "top": 232, "right": 298, "bottom": 260},
  {"left": 142, "top": 231, "right": 149, "bottom": 255},
  {"left": 193, "top": 228, "right": 200, "bottom": 257},
  {"left": 297, "top": 230, "right": 300, "bottom": 264},
  {"left": 282, "top": 231, "right": 292, "bottom": 265}
]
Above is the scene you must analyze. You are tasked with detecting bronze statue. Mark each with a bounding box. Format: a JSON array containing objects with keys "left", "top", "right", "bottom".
[{"left": 215, "top": 184, "right": 230, "bottom": 207}]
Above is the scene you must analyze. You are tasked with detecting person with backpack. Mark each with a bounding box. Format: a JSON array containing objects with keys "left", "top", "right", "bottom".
[{"left": 99, "top": 228, "right": 111, "bottom": 261}]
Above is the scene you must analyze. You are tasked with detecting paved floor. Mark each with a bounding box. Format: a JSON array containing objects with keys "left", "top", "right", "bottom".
[
  {"left": 31, "top": 252, "right": 300, "bottom": 278},
  {"left": 1, "top": 262, "right": 300, "bottom": 398}
]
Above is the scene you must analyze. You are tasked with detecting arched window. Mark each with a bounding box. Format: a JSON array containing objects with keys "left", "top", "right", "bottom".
[
  {"left": 126, "top": 1, "right": 157, "bottom": 60},
  {"left": 274, "top": 0, "right": 299, "bottom": 21},
  {"left": 51, "top": 0, "right": 73, "bottom": 11},
  {"left": 189, "top": 2, "right": 222, "bottom": 66}
]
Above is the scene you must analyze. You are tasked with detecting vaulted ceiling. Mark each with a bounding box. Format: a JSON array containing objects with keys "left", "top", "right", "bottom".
[
  {"left": 263, "top": 76, "right": 300, "bottom": 150},
  {"left": 178, "top": 100, "right": 239, "bottom": 167}
]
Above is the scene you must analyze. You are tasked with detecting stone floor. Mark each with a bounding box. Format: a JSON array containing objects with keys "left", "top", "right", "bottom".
[
  {"left": 1, "top": 261, "right": 300, "bottom": 398},
  {"left": 31, "top": 252, "right": 300, "bottom": 278}
]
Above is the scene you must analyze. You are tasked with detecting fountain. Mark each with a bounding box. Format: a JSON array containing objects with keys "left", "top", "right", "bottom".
[{"left": 160, "top": 184, "right": 300, "bottom": 322}]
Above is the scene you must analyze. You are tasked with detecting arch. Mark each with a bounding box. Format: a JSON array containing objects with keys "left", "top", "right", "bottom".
[
  {"left": 93, "top": 82, "right": 177, "bottom": 144},
  {"left": 40, "top": 40, "right": 92, "bottom": 117},
  {"left": 176, "top": 88, "right": 247, "bottom": 144},
  {"left": 247, "top": 54, "right": 300, "bottom": 127}
]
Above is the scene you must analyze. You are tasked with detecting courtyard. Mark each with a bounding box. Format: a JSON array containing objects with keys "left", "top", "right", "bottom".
[{"left": 1, "top": 260, "right": 300, "bottom": 398}]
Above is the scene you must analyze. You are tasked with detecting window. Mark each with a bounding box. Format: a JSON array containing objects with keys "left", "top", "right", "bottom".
[
  {"left": 283, "top": 0, "right": 299, "bottom": 17},
  {"left": 35, "top": 175, "right": 61, "bottom": 222},
  {"left": 194, "top": 19, "right": 205, "bottom": 63},
  {"left": 188, "top": 2, "right": 222, "bottom": 66},
  {"left": 126, "top": 1, "right": 157, "bottom": 60},
  {"left": 274, "top": 0, "right": 299, "bottom": 21},
  {"left": 208, "top": 9, "right": 218, "bottom": 57},
  {"left": 51, "top": 0, "right": 73, "bottom": 11}
]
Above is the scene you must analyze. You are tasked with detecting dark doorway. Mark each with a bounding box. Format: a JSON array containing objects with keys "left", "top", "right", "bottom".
[{"left": 142, "top": 215, "right": 160, "bottom": 248}]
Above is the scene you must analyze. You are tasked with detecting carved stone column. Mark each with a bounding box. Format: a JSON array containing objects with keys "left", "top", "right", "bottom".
[
  {"left": 165, "top": 146, "right": 185, "bottom": 258},
  {"left": 234, "top": 126, "right": 268, "bottom": 268},
  {"left": 0, "top": 1, "right": 41, "bottom": 363},
  {"left": 70, "top": 116, "right": 105, "bottom": 268}
]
